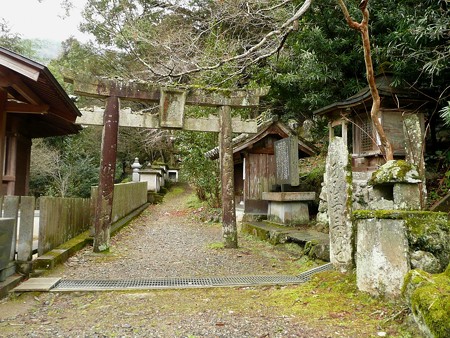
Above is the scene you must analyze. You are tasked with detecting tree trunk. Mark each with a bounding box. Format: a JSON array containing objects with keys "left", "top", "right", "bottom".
[{"left": 337, "top": 0, "right": 394, "bottom": 161}]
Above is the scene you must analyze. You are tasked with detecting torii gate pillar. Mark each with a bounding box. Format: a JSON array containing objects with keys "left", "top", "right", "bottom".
[
  {"left": 93, "top": 96, "right": 119, "bottom": 252},
  {"left": 219, "top": 105, "right": 237, "bottom": 248},
  {"left": 67, "top": 76, "right": 268, "bottom": 251}
]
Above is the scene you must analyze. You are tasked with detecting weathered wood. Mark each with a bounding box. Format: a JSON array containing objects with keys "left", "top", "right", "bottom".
[
  {"left": 77, "top": 107, "right": 258, "bottom": 133},
  {"left": 91, "top": 182, "right": 147, "bottom": 226},
  {"left": 5, "top": 102, "right": 49, "bottom": 114},
  {"left": 67, "top": 76, "right": 268, "bottom": 108},
  {"left": 3, "top": 196, "right": 19, "bottom": 260},
  {"left": 0, "top": 89, "right": 7, "bottom": 194},
  {"left": 17, "top": 196, "right": 35, "bottom": 262},
  {"left": 93, "top": 96, "right": 120, "bottom": 252},
  {"left": 219, "top": 105, "right": 237, "bottom": 248},
  {"left": 38, "top": 197, "right": 90, "bottom": 256},
  {"left": 0, "top": 218, "right": 15, "bottom": 273}
]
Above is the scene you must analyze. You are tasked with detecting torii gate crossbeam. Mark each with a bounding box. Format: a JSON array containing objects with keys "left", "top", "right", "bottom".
[{"left": 67, "top": 76, "right": 268, "bottom": 251}]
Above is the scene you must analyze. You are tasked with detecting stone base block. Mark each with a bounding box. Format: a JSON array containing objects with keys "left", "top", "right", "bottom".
[
  {"left": 356, "top": 218, "right": 409, "bottom": 297},
  {"left": 267, "top": 201, "right": 309, "bottom": 225}
]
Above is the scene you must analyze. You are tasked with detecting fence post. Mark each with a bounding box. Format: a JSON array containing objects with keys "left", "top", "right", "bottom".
[
  {"left": 0, "top": 218, "right": 15, "bottom": 281},
  {"left": 3, "top": 196, "right": 20, "bottom": 261},
  {"left": 17, "top": 196, "right": 35, "bottom": 275}
]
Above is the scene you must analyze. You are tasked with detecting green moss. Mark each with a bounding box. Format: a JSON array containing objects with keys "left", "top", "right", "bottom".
[
  {"left": 369, "top": 160, "right": 420, "bottom": 185},
  {"left": 206, "top": 242, "right": 224, "bottom": 250},
  {"left": 353, "top": 209, "right": 447, "bottom": 220},
  {"left": 403, "top": 269, "right": 450, "bottom": 337}
]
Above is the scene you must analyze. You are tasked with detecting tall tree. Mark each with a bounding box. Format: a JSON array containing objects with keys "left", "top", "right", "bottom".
[{"left": 337, "top": 0, "right": 393, "bottom": 160}]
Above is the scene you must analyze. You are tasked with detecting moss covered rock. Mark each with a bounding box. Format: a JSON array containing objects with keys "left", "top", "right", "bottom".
[
  {"left": 369, "top": 160, "right": 421, "bottom": 185},
  {"left": 403, "top": 269, "right": 450, "bottom": 338}
]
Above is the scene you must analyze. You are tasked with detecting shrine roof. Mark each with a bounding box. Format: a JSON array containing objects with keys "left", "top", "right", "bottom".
[
  {"left": 0, "top": 47, "right": 81, "bottom": 138},
  {"left": 313, "top": 74, "right": 430, "bottom": 118},
  {"left": 205, "top": 118, "right": 318, "bottom": 160}
]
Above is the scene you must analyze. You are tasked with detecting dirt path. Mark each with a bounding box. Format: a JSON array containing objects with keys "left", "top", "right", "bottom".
[{"left": 0, "top": 185, "right": 419, "bottom": 337}]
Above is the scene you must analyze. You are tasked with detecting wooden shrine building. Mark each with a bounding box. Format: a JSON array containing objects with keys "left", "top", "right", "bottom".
[
  {"left": 314, "top": 74, "right": 430, "bottom": 172},
  {"left": 206, "top": 119, "right": 318, "bottom": 215},
  {"left": 0, "top": 47, "right": 81, "bottom": 196}
]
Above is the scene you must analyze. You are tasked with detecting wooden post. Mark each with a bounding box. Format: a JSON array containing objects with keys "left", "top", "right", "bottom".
[
  {"left": 219, "top": 105, "right": 237, "bottom": 248},
  {"left": 93, "top": 96, "right": 120, "bottom": 252},
  {"left": 0, "top": 89, "right": 7, "bottom": 196}
]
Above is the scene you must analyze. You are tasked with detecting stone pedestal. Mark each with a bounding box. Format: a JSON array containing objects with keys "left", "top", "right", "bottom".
[{"left": 262, "top": 192, "right": 315, "bottom": 225}]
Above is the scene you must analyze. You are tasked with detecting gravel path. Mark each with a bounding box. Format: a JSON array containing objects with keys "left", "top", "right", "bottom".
[
  {"left": 0, "top": 185, "right": 411, "bottom": 337},
  {"left": 48, "top": 184, "right": 309, "bottom": 280}
]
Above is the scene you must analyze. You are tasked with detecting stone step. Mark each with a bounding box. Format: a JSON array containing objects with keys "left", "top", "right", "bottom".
[{"left": 241, "top": 221, "right": 330, "bottom": 261}]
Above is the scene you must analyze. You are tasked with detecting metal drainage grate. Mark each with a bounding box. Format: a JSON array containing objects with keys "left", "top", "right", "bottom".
[
  {"left": 296, "top": 262, "right": 334, "bottom": 282},
  {"left": 51, "top": 264, "right": 334, "bottom": 292}
]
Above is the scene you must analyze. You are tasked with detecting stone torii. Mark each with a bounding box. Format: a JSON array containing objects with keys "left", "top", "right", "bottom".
[{"left": 66, "top": 76, "right": 268, "bottom": 252}]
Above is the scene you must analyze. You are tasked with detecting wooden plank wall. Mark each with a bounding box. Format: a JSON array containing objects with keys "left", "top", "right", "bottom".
[
  {"left": 91, "top": 182, "right": 147, "bottom": 225},
  {"left": 246, "top": 153, "right": 276, "bottom": 200},
  {"left": 38, "top": 197, "right": 90, "bottom": 256}
]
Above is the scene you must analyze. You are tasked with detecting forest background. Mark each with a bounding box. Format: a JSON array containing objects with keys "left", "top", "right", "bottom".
[{"left": 1, "top": 0, "right": 448, "bottom": 206}]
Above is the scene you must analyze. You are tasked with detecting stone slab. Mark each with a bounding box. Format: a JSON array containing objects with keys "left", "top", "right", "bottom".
[
  {"left": 262, "top": 192, "right": 316, "bottom": 202},
  {"left": 0, "top": 218, "right": 15, "bottom": 271},
  {"left": 0, "top": 274, "right": 23, "bottom": 299},
  {"left": 242, "top": 221, "right": 329, "bottom": 247},
  {"left": 13, "top": 277, "right": 61, "bottom": 292},
  {"left": 356, "top": 218, "right": 409, "bottom": 297}
]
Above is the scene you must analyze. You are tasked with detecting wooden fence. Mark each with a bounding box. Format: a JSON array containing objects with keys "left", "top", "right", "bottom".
[
  {"left": 38, "top": 197, "right": 91, "bottom": 256},
  {"left": 1, "top": 181, "right": 148, "bottom": 280},
  {"left": 91, "top": 182, "right": 148, "bottom": 224},
  {"left": 1, "top": 196, "right": 36, "bottom": 281}
]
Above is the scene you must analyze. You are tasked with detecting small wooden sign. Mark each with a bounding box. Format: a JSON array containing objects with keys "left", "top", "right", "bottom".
[{"left": 274, "top": 137, "right": 299, "bottom": 186}]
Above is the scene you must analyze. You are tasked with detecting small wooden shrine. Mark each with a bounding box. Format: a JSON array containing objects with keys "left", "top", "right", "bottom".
[
  {"left": 314, "top": 74, "right": 430, "bottom": 171},
  {"left": 206, "top": 119, "right": 318, "bottom": 215}
]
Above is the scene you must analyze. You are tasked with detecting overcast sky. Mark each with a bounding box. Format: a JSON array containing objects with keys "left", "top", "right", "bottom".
[{"left": 1, "top": 0, "right": 90, "bottom": 42}]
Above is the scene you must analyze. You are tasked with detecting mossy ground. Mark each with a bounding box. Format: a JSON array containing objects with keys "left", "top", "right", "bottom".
[
  {"left": 0, "top": 271, "right": 421, "bottom": 337},
  {"left": 0, "top": 184, "right": 424, "bottom": 337}
]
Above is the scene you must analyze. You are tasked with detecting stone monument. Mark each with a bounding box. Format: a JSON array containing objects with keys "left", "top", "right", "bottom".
[{"left": 325, "top": 137, "right": 353, "bottom": 272}]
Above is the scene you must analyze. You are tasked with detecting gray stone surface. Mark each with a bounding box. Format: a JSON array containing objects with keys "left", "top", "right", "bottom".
[
  {"left": 266, "top": 201, "right": 310, "bottom": 225},
  {"left": 17, "top": 197, "right": 36, "bottom": 263},
  {"left": 393, "top": 183, "right": 421, "bottom": 210},
  {"left": 356, "top": 219, "right": 409, "bottom": 297},
  {"left": 325, "top": 137, "right": 353, "bottom": 272},
  {"left": 0, "top": 218, "right": 15, "bottom": 280},
  {"left": 274, "top": 137, "right": 299, "bottom": 186},
  {"left": 410, "top": 250, "right": 442, "bottom": 274}
]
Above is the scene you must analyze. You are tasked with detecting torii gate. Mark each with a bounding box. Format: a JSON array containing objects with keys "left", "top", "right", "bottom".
[{"left": 66, "top": 76, "right": 268, "bottom": 252}]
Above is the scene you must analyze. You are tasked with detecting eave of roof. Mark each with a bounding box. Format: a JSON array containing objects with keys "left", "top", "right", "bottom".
[
  {"left": 0, "top": 47, "right": 81, "bottom": 138},
  {"left": 205, "top": 120, "right": 318, "bottom": 160},
  {"left": 313, "top": 75, "right": 429, "bottom": 117}
]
